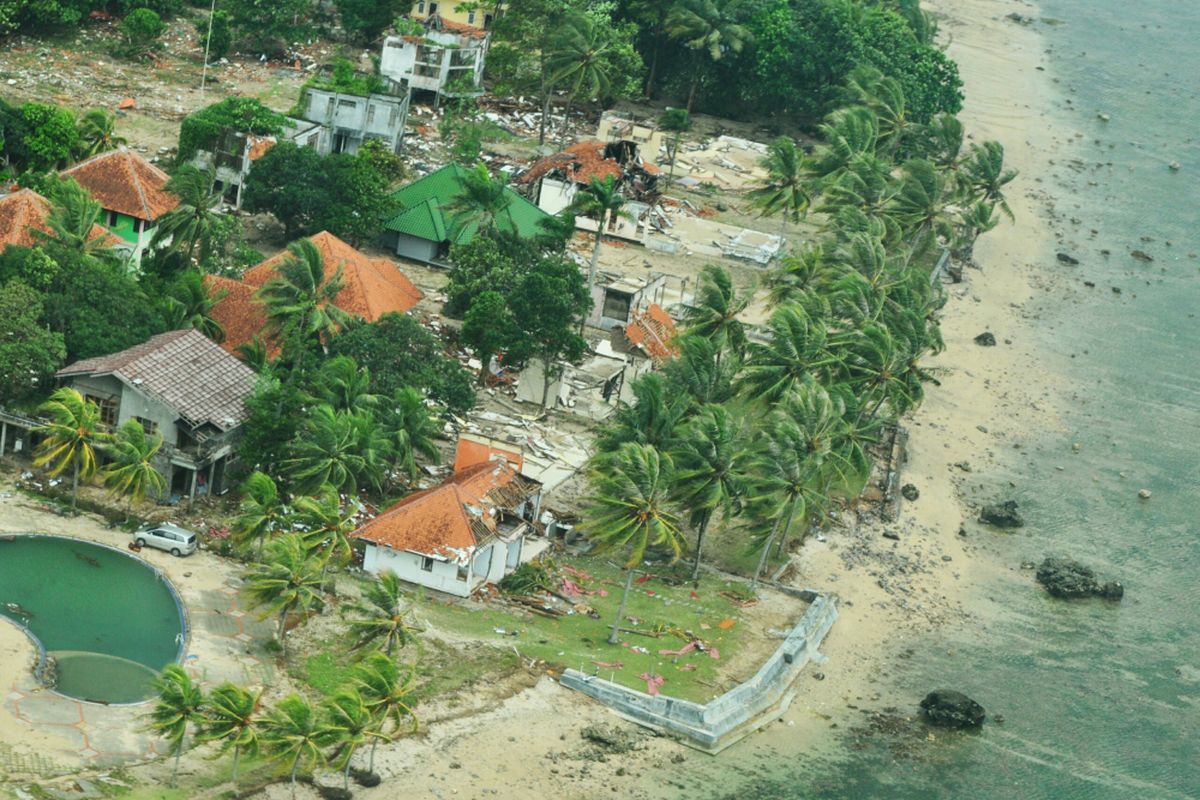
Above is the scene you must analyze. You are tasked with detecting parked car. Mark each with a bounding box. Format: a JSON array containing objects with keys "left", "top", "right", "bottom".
[{"left": 134, "top": 523, "right": 198, "bottom": 557}]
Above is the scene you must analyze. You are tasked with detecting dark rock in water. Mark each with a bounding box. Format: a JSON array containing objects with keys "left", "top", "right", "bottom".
[
  {"left": 1056, "top": 252, "right": 1080, "bottom": 265},
  {"left": 1112, "top": 286, "right": 1122, "bottom": 294},
  {"left": 883, "top": 530, "right": 901, "bottom": 541},
  {"left": 979, "top": 500, "right": 1024, "bottom": 528},
  {"left": 901, "top": 483, "right": 920, "bottom": 501},
  {"left": 974, "top": 331, "right": 997, "bottom": 346},
  {"left": 920, "top": 690, "right": 986, "bottom": 729},
  {"left": 1131, "top": 249, "right": 1154, "bottom": 262},
  {"left": 1005, "top": 12, "right": 1033, "bottom": 24},
  {"left": 1036, "top": 557, "right": 1124, "bottom": 601}
]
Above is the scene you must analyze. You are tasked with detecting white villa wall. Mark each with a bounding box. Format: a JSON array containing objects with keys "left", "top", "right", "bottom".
[{"left": 363, "top": 540, "right": 510, "bottom": 597}]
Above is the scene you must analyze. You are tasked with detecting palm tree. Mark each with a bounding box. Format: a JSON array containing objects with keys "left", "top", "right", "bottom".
[
  {"left": 259, "top": 694, "right": 335, "bottom": 800},
  {"left": 960, "top": 140, "right": 1017, "bottom": 218},
  {"left": 659, "top": 107, "right": 690, "bottom": 184},
  {"left": 844, "top": 66, "right": 911, "bottom": 156},
  {"left": 887, "top": 158, "right": 954, "bottom": 262},
  {"left": 917, "top": 113, "right": 965, "bottom": 173},
  {"left": 232, "top": 471, "right": 286, "bottom": 557},
  {"left": 242, "top": 533, "right": 324, "bottom": 659},
  {"left": 739, "top": 304, "right": 837, "bottom": 404},
  {"left": 342, "top": 572, "right": 420, "bottom": 656},
  {"left": 198, "top": 682, "right": 263, "bottom": 784},
  {"left": 569, "top": 174, "right": 632, "bottom": 330},
  {"left": 150, "top": 165, "right": 223, "bottom": 264},
  {"left": 595, "top": 372, "right": 690, "bottom": 454},
  {"left": 666, "top": 0, "right": 753, "bottom": 112},
  {"left": 581, "top": 443, "right": 684, "bottom": 643},
  {"left": 382, "top": 387, "right": 442, "bottom": 485},
  {"left": 256, "top": 238, "right": 350, "bottom": 373},
  {"left": 76, "top": 109, "right": 126, "bottom": 157},
  {"left": 546, "top": 13, "right": 616, "bottom": 147},
  {"left": 307, "top": 355, "right": 379, "bottom": 414},
  {"left": 235, "top": 338, "right": 271, "bottom": 373},
  {"left": 445, "top": 163, "right": 515, "bottom": 240},
  {"left": 661, "top": 333, "right": 741, "bottom": 409},
  {"left": 145, "top": 664, "right": 204, "bottom": 787},
  {"left": 323, "top": 688, "right": 382, "bottom": 791},
  {"left": 670, "top": 404, "right": 750, "bottom": 580},
  {"left": 33, "top": 387, "right": 106, "bottom": 509},
  {"left": 292, "top": 485, "right": 358, "bottom": 584},
  {"left": 102, "top": 419, "right": 166, "bottom": 516},
  {"left": 953, "top": 200, "right": 1000, "bottom": 261},
  {"left": 353, "top": 651, "right": 419, "bottom": 774},
  {"left": 283, "top": 404, "right": 381, "bottom": 495},
  {"left": 681, "top": 265, "right": 749, "bottom": 364},
  {"left": 748, "top": 136, "right": 809, "bottom": 231},
  {"left": 805, "top": 106, "right": 880, "bottom": 184},
  {"left": 162, "top": 269, "right": 227, "bottom": 343},
  {"left": 33, "top": 177, "right": 121, "bottom": 269},
  {"left": 766, "top": 244, "right": 836, "bottom": 308}
]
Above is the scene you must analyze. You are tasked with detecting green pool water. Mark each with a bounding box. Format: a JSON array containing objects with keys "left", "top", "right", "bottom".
[{"left": 0, "top": 535, "right": 184, "bottom": 704}]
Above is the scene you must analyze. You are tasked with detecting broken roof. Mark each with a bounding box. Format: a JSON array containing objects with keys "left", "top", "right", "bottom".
[
  {"left": 208, "top": 231, "right": 423, "bottom": 352},
  {"left": 383, "top": 164, "right": 551, "bottom": 245},
  {"left": 425, "top": 13, "right": 489, "bottom": 39},
  {"left": 0, "top": 189, "right": 119, "bottom": 253},
  {"left": 624, "top": 304, "right": 679, "bottom": 365},
  {"left": 516, "top": 140, "right": 662, "bottom": 188},
  {"left": 61, "top": 147, "right": 180, "bottom": 222},
  {"left": 56, "top": 329, "right": 257, "bottom": 432},
  {"left": 351, "top": 460, "right": 540, "bottom": 561}
]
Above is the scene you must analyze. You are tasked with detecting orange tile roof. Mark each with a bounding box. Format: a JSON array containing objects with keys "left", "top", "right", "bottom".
[
  {"left": 429, "top": 15, "right": 489, "bottom": 39},
  {"left": 209, "top": 231, "right": 424, "bottom": 353},
  {"left": 0, "top": 189, "right": 120, "bottom": 253},
  {"left": 518, "top": 140, "right": 660, "bottom": 186},
  {"left": 453, "top": 436, "right": 523, "bottom": 473},
  {"left": 625, "top": 303, "right": 679, "bottom": 364},
  {"left": 61, "top": 147, "right": 180, "bottom": 221},
  {"left": 246, "top": 135, "right": 277, "bottom": 162},
  {"left": 352, "top": 461, "right": 526, "bottom": 561}
]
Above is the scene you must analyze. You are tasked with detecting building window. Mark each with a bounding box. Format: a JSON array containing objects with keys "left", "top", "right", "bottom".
[
  {"left": 132, "top": 416, "right": 158, "bottom": 436},
  {"left": 456, "top": 564, "right": 469, "bottom": 582},
  {"left": 389, "top": 104, "right": 401, "bottom": 127},
  {"left": 484, "top": 13, "right": 493, "bottom": 28},
  {"left": 86, "top": 395, "right": 118, "bottom": 427},
  {"left": 467, "top": 10, "right": 475, "bottom": 24},
  {"left": 366, "top": 103, "right": 376, "bottom": 125},
  {"left": 417, "top": 0, "right": 425, "bottom": 12},
  {"left": 421, "top": 556, "right": 434, "bottom": 572},
  {"left": 602, "top": 290, "right": 633, "bottom": 322},
  {"left": 429, "top": 2, "right": 438, "bottom": 16}
]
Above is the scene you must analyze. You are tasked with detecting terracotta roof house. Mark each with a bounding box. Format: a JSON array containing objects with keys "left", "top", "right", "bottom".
[
  {"left": 516, "top": 140, "right": 661, "bottom": 218},
  {"left": 61, "top": 147, "right": 180, "bottom": 263},
  {"left": 0, "top": 188, "right": 120, "bottom": 254},
  {"left": 353, "top": 444, "right": 542, "bottom": 597},
  {"left": 207, "top": 231, "right": 423, "bottom": 353},
  {"left": 380, "top": 164, "right": 552, "bottom": 266},
  {"left": 624, "top": 304, "right": 679, "bottom": 365},
  {"left": 56, "top": 329, "right": 257, "bottom": 501}
]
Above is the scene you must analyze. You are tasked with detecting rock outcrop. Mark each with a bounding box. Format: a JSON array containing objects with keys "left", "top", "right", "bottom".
[
  {"left": 920, "top": 690, "right": 986, "bottom": 729},
  {"left": 979, "top": 500, "right": 1024, "bottom": 528},
  {"left": 1035, "top": 557, "right": 1124, "bottom": 600}
]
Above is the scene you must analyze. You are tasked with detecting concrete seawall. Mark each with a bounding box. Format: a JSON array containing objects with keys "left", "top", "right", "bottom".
[{"left": 560, "top": 591, "right": 838, "bottom": 752}]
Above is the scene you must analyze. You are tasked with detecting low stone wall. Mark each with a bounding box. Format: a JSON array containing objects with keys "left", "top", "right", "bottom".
[{"left": 560, "top": 592, "right": 838, "bottom": 752}]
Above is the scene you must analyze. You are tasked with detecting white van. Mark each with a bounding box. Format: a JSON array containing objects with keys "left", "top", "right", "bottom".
[{"left": 134, "top": 523, "right": 198, "bottom": 556}]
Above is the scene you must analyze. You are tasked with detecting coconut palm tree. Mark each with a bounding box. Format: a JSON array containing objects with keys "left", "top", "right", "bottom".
[
  {"left": 323, "top": 688, "right": 383, "bottom": 791},
  {"left": 306, "top": 355, "right": 379, "bottom": 414},
  {"left": 739, "top": 304, "right": 838, "bottom": 404},
  {"left": 235, "top": 338, "right": 271, "bottom": 373},
  {"left": 292, "top": 485, "right": 358, "bottom": 584},
  {"left": 581, "top": 443, "right": 684, "bottom": 643},
  {"left": 256, "top": 238, "right": 350, "bottom": 373},
  {"left": 670, "top": 404, "right": 751, "bottom": 580},
  {"left": 766, "top": 244, "right": 837, "bottom": 308},
  {"left": 33, "top": 177, "right": 121, "bottom": 269},
  {"left": 243, "top": 533, "right": 324, "bottom": 659},
  {"left": 381, "top": 387, "right": 441, "bottom": 485},
  {"left": 666, "top": 0, "right": 753, "bottom": 112},
  {"left": 843, "top": 66, "right": 911, "bottom": 156},
  {"left": 283, "top": 405, "right": 381, "bottom": 495},
  {"left": 840, "top": 321, "right": 930, "bottom": 422},
  {"left": 76, "top": 109, "right": 126, "bottom": 157},
  {"left": 342, "top": 572, "right": 420, "bottom": 656},
  {"left": 595, "top": 372, "right": 690, "bottom": 454},
  {"left": 660, "top": 334, "right": 740, "bottom": 410},
  {"left": 748, "top": 136, "right": 809, "bottom": 231},
  {"left": 198, "top": 682, "right": 263, "bottom": 784},
  {"left": 150, "top": 165, "right": 223, "bottom": 264},
  {"left": 887, "top": 158, "right": 954, "bottom": 262},
  {"left": 259, "top": 694, "right": 336, "bottom": 800},
  {"left": 917, "top": 113, "right": 965, "bottom": 173},
  {"left": 659, "top": 107, "right": 690, "bottom": 183},
  {"left": 953, "top": 200, "right": 1000, "bottom": 261},
  {"left": 145, "top": 664, "right": 204, "bottom": 787},
  {"left": 161, "top": 269, "right": 227, "bottom": 343},
  {"left": 681, "top": 265, "right": 749, "bottom": 364},
  {"left": 960, "top": 140, "right": 1017, "bottom": 218},
  {"left": 353, "top": 651, "right": 419, "bottom": 774},
  {"left": 102, "top": 419, "right": 166, "bottom": 516},
  {"left": 232, "top": 471, "right": 286, "bottom": 557},
  {"left": 569, "top": 174, "right": 633, "bottom": 331},
  {"left": 546, "top": 13, "right": 616, "bottom": 147},
  {"left": 33, "top": 387, "right": 107, "bottom": 509},
  {"left": 445, "top": 163, "right": 515, "bottom": 240},
  {"left": 805, "top": 106, "right": 880, "bottom": 184}
]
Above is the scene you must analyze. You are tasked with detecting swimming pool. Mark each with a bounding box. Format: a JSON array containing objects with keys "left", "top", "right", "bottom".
[{"left": 0, "top": 535, "right": 185, "bottom": 704}]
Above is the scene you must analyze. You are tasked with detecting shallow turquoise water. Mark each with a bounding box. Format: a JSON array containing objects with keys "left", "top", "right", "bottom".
[{"left": 0, "top": 536, "right": 183, "bottom": 703}]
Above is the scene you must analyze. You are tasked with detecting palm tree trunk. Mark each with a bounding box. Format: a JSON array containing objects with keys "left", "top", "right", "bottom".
[
  {"left": 172, "top": 749, "right": 181, "bottom": 787},
  {"left": 277, "top": 607, "right": 289, "bottom": 659},
  {"left": 539, "top": 90, "right": 552, "bottom": 146},
  {"left": 539, "top": 358, "right": 555, "bottom": 409},
  {"left": 690, "top": 513, "right": 711, "bottom": 582},
  {"left": 368, "top": 735, "right": 380, "bottom": 773},
  {"left": 231, "top": 743, "right": 241, "bottom": 783},
  {"left": 580, "top": 221, "right": 603, "bottom": 334},
  {"left": 558, "top": 95, "right": 575, "bottom": 150},
  {"left": 608, "top": 569, "right": 635, "bottom": 644},
  {"left": 763, "top": 498, "right": 800, "bottom": 580},
  {"left": 685, "top": 75, "right": 699, "bottom": 115},
  {"left": 750, "top": 509, "right": 785, "bottom": 593},
  {"left": 71, "top": 460, "right": 79, "bottom": 509},
  {"left": 343, "top": 745, "right": 355, "bottom": 789},
  {"left": 289, "top": 751, "right": 301, "bottom": 800},
  {"left": 644, "top": 35, "right": 660, "bottom": 97}
]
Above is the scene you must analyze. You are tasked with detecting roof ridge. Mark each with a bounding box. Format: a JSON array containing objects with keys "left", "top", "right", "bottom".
[{"left": 123, "top": 148, "right": 152, "bottom": 220}]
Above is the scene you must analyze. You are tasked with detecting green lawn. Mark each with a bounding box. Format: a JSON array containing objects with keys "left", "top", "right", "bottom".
[{"left": 410, "top": 556, "right": 759, "bottom": 703}]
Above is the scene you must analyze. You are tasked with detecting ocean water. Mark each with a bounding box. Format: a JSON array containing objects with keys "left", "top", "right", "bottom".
[{"left": 645, "top": 1, "right": 1200, "bottom": 797}]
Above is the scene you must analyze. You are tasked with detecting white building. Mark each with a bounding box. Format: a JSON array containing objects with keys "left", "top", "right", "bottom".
[{"left": 380, "top": 13, "right": 490, "bottom": 104}]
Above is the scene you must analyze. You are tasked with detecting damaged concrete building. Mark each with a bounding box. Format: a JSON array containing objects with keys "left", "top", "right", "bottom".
[{"left": 515, "top": 140, "right": 661, "bottom": 221}]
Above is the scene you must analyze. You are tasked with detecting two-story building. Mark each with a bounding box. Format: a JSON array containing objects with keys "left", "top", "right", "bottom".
[
  {"left": 297, "top": 73, "right": 411, "bottom": 156},
  {"left": 191, "top": 118, "right": 326, "bottom": 209},
  {"left": 55, "top": 329, "right": 257, "bottom": 502},
  {"left": 381, "top": 14, "right": 490, "bottom": 104},
  {"left": 61, "top": 147, "right": 179, "bottom": 264}
]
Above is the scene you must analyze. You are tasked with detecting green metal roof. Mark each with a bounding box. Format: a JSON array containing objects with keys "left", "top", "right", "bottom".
[{"left": 383, "top": 163, "right": 552, "bottom": 245}]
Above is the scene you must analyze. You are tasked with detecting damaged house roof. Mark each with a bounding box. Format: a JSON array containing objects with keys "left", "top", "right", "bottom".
[
  {"left": 0, "top": 189, "right": 120, "bottom": 253},
  {"left": 351, "top": 460, "right": 541, "bottom": 562},
  {"left": 61, "top": 147, "right": 180, "bottom": 222},
  {"left": 624, "top": 304, "right": 679, "bottom": 365},
  {"left": 516, "top": 140, "right": 661, "bottom": 188}
]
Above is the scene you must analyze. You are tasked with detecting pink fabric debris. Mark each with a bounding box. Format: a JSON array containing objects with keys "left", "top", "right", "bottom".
[
  {"left": 679, "top": 663, "right": 697, "bottom": 672},
  {"left": 639, "top": 673, "right": 665, "bottom": 696},
  {"left": 657, "top": 642, "right": 698, "bottom": 657},
  {"left": 635, "top": 574, "right": 655, "bottom": 585},
  {"left": 560, "top": 578, "right": 585, "bottom": 597},
  {"left": 708, "top": 647, "right": 721, "bottom": 660},
  {"left": 592, "top": 660, "right": 624, "bottom": 668}
]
